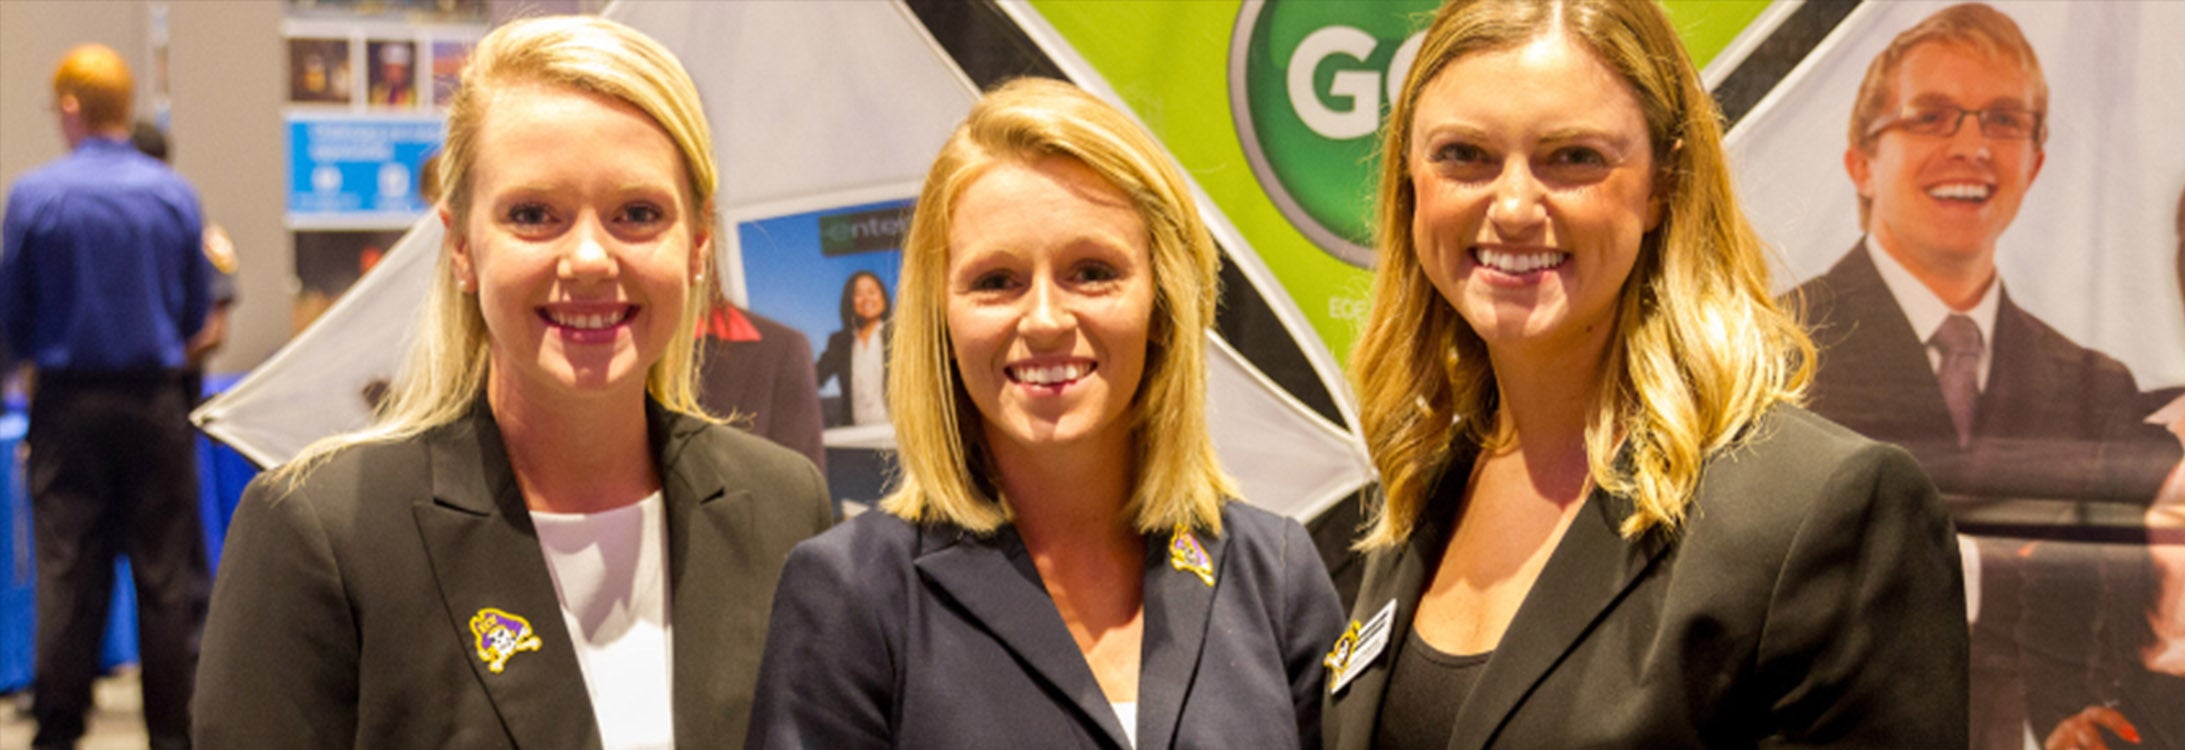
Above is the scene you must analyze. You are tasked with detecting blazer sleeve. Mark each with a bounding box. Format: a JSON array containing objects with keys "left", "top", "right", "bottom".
[
  {"left": 193, "top": 476, "right": 361, "bottom": 748},
  {"left": 1756, "top": 441, "right": 1968, "bottom": 748},
  {"left": 1278, "top": 518, "right": 1347, "bottom": 749},
  {"left": 745, "top": 533, "right": 897, "bottom": 750},
  {"left": 768, "top": 329, "right": 827, "bottom": 471}
]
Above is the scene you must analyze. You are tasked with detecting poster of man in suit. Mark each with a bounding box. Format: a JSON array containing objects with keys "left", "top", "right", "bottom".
[{"left": 1740, "top": 3, "right": 2185, "bottom": 747}]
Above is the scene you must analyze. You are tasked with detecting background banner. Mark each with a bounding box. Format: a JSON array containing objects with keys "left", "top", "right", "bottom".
[{"left": 191, "top": 3, "right": 2185, "bottom": 747}]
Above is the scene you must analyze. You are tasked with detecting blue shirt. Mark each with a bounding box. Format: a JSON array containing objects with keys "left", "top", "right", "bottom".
[{"left": 2, "top": 136, "right": 209, "bottom": 373}]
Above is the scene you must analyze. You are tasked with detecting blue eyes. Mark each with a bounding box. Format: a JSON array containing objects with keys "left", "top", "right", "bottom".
[
  {"left": 1425, "top": 141, "right": 1616, "bottom": 182},
  {"left": 961, "top": 263, "right": 1124, "bottom": 294},
  {"left": 502, "top": 202, "right": 668, "bottom": 230},
  {"left": 1548, "top": 147, "right": 1608, "bottom": 167},
  {"left": 508, "top": 203, "right": 553, "bottom": 225},
  {"left": 1433, "top": 143, "right": 1489, "bottom": 164}
]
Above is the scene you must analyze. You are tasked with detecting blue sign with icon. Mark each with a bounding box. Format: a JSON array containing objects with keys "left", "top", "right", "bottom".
[{"left": 286, "top": 115, "right": 441, "bottom": 224}]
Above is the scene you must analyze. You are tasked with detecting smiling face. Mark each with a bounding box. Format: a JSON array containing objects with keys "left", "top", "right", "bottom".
[
  {"left": 946, "top": 155, "right": 1155, "bottom": 458},
  {"left": 1407, "top": 33, "right": 1658, "bottom": 361},
  {"left": 449, "top": 82, "right": 707, "bottom": 409},
  {"left": 1848, "top": 40, "right": 2044, "bottom": 273},
  {"left": 852, "top": 274, "right": 888, "bottom": 324}
]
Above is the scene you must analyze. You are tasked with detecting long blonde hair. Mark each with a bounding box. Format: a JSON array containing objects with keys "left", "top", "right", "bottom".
[
  {"left": 881, "top": 78, "right": 1237, "bottom": 536},
  {"left": 1350, "top": 0, "right": 1814, "bottom": 548},
  {"left": 280, "top": 15, "right": 718, "bottom": 479}
]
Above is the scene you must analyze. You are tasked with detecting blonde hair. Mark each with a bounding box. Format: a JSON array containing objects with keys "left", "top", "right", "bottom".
[
  {"left": 1350, "top": 0, "right": 1814, "bottom": 548},
  {"left": 281, "top": 15, "right": 718, "bottom": 478},
  {"left": 881, "top": 78, "right": 1237, "bottom": 536},
  {"left": 52, "top": 44, "right": 133, "bottom": 130},
  {"left": 1848, "top": 3, "right": 2046, "bottom": 225}
]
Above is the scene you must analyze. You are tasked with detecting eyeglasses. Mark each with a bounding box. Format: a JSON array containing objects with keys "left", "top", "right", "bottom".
[{"left": 1868, "top": 105, "right": 2043, "bottom": 141}]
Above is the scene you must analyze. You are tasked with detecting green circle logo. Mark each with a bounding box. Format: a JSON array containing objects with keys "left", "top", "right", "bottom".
[{"left": 1231, "top": 0, "right": 1437, "bottom": 267}]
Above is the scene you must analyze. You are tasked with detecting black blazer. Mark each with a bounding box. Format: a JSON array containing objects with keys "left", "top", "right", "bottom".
[
  {"left": 746, "top": 502, "right": 1346, "bottom": 750},
  {"left": 193, "top": 400, "right": 834, "bottom": 749},
  {"left": 1791, "top": 242, "right": 2177, "bottom": 502},
  {"left": 1323, "top": 405, "right": 1968, "bottom": 748}
]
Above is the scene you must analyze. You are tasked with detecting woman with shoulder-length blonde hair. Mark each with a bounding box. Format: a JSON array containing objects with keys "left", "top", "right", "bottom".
[
  {"left": 1324, "top": 0, "right": 1966, "bottom": 747},
  {"left": 193, "top": 16, "right": 832, "bottom": 749},
  {"left": 746, "top": 77, "right": 1344, "bottom": 750}
]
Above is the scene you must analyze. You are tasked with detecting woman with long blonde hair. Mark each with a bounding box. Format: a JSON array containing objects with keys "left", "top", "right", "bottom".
[
  {"left": 193, "top": 16, "right": 831, "bottom": 748},
  {"left": 1324, "top": 1, "right": 1966, "bottom": 747},
  {"left": 746, "top": 78, "right": 1343, "bottom": 749}
]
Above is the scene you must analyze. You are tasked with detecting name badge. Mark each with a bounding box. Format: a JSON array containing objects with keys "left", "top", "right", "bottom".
[{"left": 1325, "top": 598, "right": 1396, "bottom": 695}]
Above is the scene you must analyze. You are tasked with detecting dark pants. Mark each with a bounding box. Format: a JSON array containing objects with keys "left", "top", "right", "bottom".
[{"left": 27, "top": 372, "right": 207, "bottom": 750}]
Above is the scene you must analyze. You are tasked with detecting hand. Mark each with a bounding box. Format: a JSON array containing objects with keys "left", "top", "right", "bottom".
[{"left": 2043, "top": 706, "right": 2140, "bottom": 750}]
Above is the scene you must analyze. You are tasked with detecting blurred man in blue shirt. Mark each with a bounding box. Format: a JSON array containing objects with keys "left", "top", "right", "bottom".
[{"left": 0, "top": 43, "right": 210, "bottom": 750}]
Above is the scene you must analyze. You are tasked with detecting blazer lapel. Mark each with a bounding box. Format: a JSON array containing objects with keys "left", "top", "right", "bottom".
[
  {"left": 1329, "top": 449, "right": 1471, "bottom": 750},
  {"left": 1135, "top": 523, "right": 1226, "bottom": 750},
  {"left": 651, "top": 405, "right": 763, "bottom": 746},
  {"left": 1444, "top": 481, "right": 1668, "bottom": 750},
  {"left": 1821, "top": 245, "right": 1960, "bottom": 440},
  {"left": 915, "top": 526, "right": 1133, "bottom": 750},
  {"left": 411, "top": 404, "right": 603, "bottom": 750}
]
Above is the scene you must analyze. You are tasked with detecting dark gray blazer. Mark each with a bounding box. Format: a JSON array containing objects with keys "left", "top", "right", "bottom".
[
  {"left": 193, "top": 400, "right": 834, "bottom": 749},
  {"left": 1324, "top": 405, "right": 1969, "bottom": 749},
  {"left": 745, "top": 502, "right": 1345, "bottom": 750}
]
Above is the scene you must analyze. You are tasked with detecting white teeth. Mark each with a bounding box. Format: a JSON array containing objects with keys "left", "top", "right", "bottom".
[
  {"left": 1476, "top": 248, "right": 1569, "bottom": 273},
  {"left": 1927, "top": 183, "right": 1991, "bottom": 201},
  {"left": 1010, "top": 363, "right": 1089, "bottom": 385},
  {"left": 549, "top": 310, "right": 624, "bottom": 330}
]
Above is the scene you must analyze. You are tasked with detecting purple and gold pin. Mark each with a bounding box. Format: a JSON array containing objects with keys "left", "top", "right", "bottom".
[
  {"left": 1168, "top": 524, "right": 1215, "bottom": 587},
  {"left": 469, "top": 607, "right": 542, "bottom": 674}
]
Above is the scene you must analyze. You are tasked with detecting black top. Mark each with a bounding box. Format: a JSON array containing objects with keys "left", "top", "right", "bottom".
[
  {"left": 1322, "top": 406, "right": 1968, "bottom": 749},
  {"left": 1374, "top": 628, "right": 1491, "bottom": 750}
]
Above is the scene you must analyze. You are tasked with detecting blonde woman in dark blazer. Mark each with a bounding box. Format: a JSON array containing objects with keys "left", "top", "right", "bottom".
[
  {"left": 1325, "top": 1, "right": 1967, "bottom": 747},
  {"left": 746, "top": 78, "right": 1344, "bottom": 750},
  {"left": 192, "top": 17, "right": 831, "bottom": 748}
]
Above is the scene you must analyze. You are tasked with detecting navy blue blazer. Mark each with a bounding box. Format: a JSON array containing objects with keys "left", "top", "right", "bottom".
[
  {"left": 1324, "top": 406, "right": 1968, "bottom": 748},
  {"left": 746, "top": 502, "right": 1345, "bottom": 750}
]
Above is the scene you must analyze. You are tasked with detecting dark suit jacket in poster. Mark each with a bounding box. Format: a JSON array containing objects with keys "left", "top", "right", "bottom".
[
  {"left": 814, "top": 322, "right": 889, "bottom": 427},
  {"left": 1324, "top": 406, "right": 1968, "bottom": 749},
  {"left": 745, "top": 502, "right": 1346, "bottom": 750},
  {"left": 192, "top": 400, "right": 835, "bottom": 749},
  {"left": 697, "top": 304, "right": 826, "bottom": 470},
  {"left": 1791, "top": 242, "right": 2178, "bottom": 503}
]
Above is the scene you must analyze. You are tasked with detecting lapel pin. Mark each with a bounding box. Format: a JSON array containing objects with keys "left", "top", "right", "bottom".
[
  {"left": 469, "top": 607, "right": 543, "bottom": 674},
  {"left": 1326, "top": 599, "right": 1396, "bottom": 694},
  {"left": 1168, "top": 524, "right": 1216, "bottom": 587}
]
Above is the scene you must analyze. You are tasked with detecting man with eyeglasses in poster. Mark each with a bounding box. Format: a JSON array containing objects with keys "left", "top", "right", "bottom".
[{"left": 1792, "top": 4, "right": 2180, "bottom": 748}]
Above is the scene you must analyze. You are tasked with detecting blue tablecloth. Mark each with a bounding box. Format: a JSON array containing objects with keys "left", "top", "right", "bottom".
[{"left": 0, "top": 375, "right": 260, "bottom": 693}]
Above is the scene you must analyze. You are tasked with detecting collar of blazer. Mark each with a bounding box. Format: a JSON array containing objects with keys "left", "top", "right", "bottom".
[
  {"left": 912, "top": 513, "right": 1230, "bottom": 750},
  {"left": 409, "top": 397, "right": 743, "bottom": 749},
  {"left": 1330, "top": 443, "right": 1671, "bottom": 750}
]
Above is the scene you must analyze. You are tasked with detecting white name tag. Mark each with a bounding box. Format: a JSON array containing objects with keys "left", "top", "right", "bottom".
[{"left": 1327, "top": 599, "right": 1396, "bottom": 695}]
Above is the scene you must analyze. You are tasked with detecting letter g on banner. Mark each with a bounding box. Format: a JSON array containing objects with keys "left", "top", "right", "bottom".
[{"left": 1232, "top": 0, "right": 1434, "bottom": 268}]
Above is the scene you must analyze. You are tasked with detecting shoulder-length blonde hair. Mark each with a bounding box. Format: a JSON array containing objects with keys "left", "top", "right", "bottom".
[
  {"left": 880, "top": 78, "right": 1237, "bottom": 536},
  {"left": 1351, "top": 0, "right": 1815, "bottom": 548},
  {"left": 281, "top": 15, "right": 718, "bottom": 479}
]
